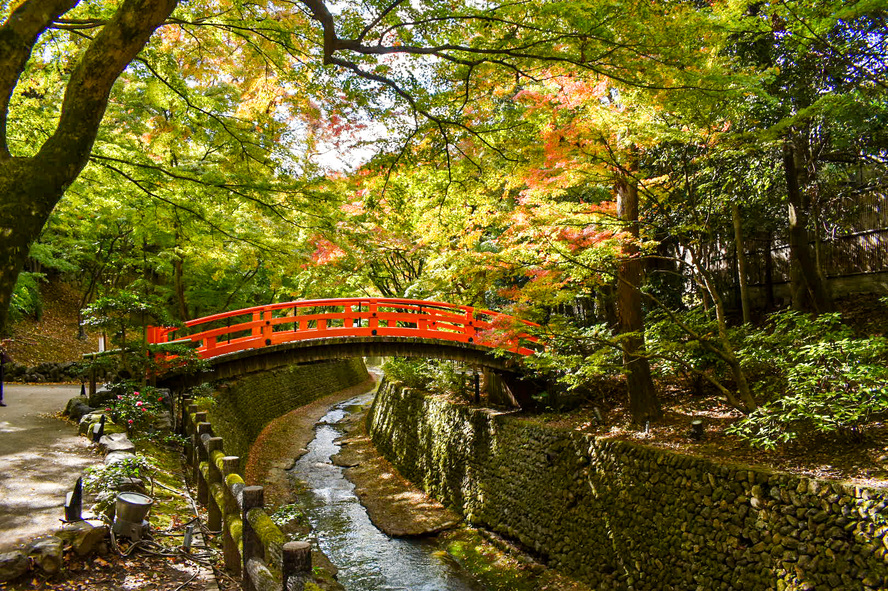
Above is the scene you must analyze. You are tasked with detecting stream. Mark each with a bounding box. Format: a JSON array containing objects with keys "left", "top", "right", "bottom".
[{"left": 287, "top": 392, "right": 484, "bottom": 591}]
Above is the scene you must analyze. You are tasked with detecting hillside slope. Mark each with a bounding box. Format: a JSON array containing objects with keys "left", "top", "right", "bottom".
[{"left": 6, "top": 281, "right": 98, "bottom": 366}]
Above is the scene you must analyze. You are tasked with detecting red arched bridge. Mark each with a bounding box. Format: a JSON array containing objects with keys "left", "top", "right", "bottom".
[
  {"left": 148, "top": 297, "right": 538, "bottom": 362},
  {"left": 147, "top": 298, "right": 542, "bottom": 407}
]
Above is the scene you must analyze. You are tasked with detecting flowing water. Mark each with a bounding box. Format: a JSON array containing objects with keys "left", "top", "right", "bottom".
[{"left": 288, "top": 392, "right": 484, "bottom": 591}]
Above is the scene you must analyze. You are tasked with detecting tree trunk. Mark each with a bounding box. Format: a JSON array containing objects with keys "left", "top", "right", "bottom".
[
  {"left": 731, "top": 202, "right": 752, "bottom": 324},
  {"left": 0, "top": 159, "right": 64, "bottom": 336},
  {"left": 615, "top": 174, "right": 661, "bottom": 424},
  {"left": 764, "top": 231, "right": 775, "bottom": 309},
  {"left": 174, "top": 256, "right": 189, "bottom": 321},
  {"left": 782, "top": 137, "right": 832, "bottom": 313}
]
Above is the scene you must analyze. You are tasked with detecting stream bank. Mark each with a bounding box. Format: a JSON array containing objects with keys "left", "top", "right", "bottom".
[{"left": 247, "top": 376, "right": 592, "bottom": 591}]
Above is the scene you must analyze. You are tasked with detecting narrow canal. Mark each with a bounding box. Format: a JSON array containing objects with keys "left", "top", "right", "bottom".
[{"left": 287, "top": 392, "right": 484, "bottom": 591}]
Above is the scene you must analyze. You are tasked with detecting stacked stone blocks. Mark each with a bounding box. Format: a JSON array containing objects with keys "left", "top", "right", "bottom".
[{"left": 368, "top": 382, "right": 888, "bottom": 591}]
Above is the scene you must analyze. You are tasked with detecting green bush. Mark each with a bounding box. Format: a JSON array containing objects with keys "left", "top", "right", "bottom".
[
  {"left": 382, "top": 357, "right": 473, "bottom": 396},
  {"left": 9, "top": 271, "right": 44, "bottom": 323},
  {"left": 729, "top": 311, "right": 888, "bottom": 448},
  {"left": 83, "top": 454, "right": 155, "bottom": 515}
]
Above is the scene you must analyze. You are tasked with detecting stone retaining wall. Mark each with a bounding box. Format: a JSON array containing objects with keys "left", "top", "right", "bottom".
[
  {"left": 207, "top": 358, "right": 369, "bottom": 464},
  {"left": 368, "top": 382, "right": 888, "bottom": 590}
]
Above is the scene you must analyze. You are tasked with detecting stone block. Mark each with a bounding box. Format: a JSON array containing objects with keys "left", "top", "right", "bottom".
[
  {"left": 0, "top": 551, "right": 29, "bottom": 583},
  {"left": 56, "top": 520, "right": 109, "bottom": 556},
  {"left": 27, "top": 536, "right": 63, "bottom": 575},
  {"left": 98, "top": 432, "right": 135, "bottom": 453}
]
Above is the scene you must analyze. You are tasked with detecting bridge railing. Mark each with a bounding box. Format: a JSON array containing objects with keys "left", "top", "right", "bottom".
[{"left": 147, "top": 298, "right": 539, "bottom": 360}]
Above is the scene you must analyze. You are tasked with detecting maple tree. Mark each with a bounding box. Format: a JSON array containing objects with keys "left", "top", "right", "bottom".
[{"left": 1, "top": 0, "right": 747, "bottom": 335}]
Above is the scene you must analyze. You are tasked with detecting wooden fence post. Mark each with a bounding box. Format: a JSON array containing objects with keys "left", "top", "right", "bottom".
[
  {"left": 195, "top": 423, "right": 212, "bottom": 504},
  {"left": 282, "top": 541, "right": 312, "bottom": 591},
  {"left": 190, "top": 410, "right": 207, "bottom": 467},
  {"left": 206, "top": 436, "right": 224, "bottom": 530},
  {"left": 242, "top": 486, "right": 265, "bottom": 591},
  {"left": 221, "top": 456, "right": 241, "bottom": 575}
]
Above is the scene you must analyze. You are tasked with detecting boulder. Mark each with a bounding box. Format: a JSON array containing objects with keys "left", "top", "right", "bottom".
[
  {"left": 69, "top": 402, "right": 94, "bottom": 422},
  {"left": 27, "top": 536, "right": 63, "bottom": 575},
  {"left": 88, "top": 387, "right": 115, "bottom": 407},
  {"left": 98, "top": 432, "right": 135, "bottom": 454},
  {"left": 78, "top": 412, "right": 107, "bottom": 435},
  {"left": 64, "top": 396, "right": 89, "bottom": 417},
  {"left": 56, "top": 520, "right": 109, "bottom": 557},
  {"left": 0, "top": 551, "right": 29, "bottom": 583}
]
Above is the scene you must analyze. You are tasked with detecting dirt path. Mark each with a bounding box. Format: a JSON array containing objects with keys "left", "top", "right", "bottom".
[{"left": 0, "top": 384, "right": 98, "bottom": 551}]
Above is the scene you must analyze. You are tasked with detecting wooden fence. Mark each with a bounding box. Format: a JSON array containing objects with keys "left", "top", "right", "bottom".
[
  {"left": 182, "top": 400, "right": 312, "bottom": 591},
  {"left": 709, "top": 228, "right": 888, "bottom": 291}
]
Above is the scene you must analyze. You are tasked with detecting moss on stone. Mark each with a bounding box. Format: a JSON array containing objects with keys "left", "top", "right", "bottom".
[{"left": 368, "top": 381, "right": 888, "bottom": 590}]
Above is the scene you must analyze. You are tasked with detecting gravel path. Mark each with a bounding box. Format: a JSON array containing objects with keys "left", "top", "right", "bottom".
[{"left": 0, "top": 384, "right": 97, "bottom": 551}]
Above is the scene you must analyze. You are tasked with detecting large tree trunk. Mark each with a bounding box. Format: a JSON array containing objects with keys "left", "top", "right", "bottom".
[
  {"left": 0, "top": 0, "right": 179, "bottom": 335},
  {"left": 782, "top": 137, "right": 832, "bottom": 313},
  {"left": 0, "top": 160, "right": 55, "bottom": 335},
  {"left": 615, "top": 174, "right": 661, "bottom": 424}
]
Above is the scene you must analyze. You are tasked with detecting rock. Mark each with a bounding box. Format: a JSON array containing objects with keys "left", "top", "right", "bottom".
[
  {"left": 98, "top": 432, "right": 135, "bottom": 453},
  {"left": 68, "top": 402, "right": 94, "bottom": 422},
  {"left": 105, "top": 451, "right": 136, "bottom": 465},
  {"left": 89, "top": 387, "right": 115, "bottom": 407},
  {"left": 27, "top": 536, "right": 63, "bottom": 575},
  {"left": 64, "top": 396, "right": 89, "bottom": 417},
  {"left": 56, "top": 520, "right": 109, "bottom": 557},
  {"left": 0, "top": 551, "right": 29, "bottom": 583},
  {"left": 78, "top": 412, "right": 107, "bottom": 435},
  {"left": 153, "top": 410, "right": 173, "bottom": 431}
]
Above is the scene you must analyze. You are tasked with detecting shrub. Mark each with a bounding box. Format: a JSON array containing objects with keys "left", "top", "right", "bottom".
[
  {"left": 105, "top": 383, "right": 164, "bottom": 432},
  {"left": 83, "top": 454, "right": 155, "bottom": 515},
  {"left": 728, "top": 311, "right": 888, "bottom": 448}
]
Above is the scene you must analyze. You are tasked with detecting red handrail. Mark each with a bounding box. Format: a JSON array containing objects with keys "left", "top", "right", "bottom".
[{"left": 147, "top": 298, "right": 539, "bottom": 360}]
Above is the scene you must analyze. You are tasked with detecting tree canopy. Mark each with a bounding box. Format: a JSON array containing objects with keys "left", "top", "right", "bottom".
[{"left": 2, "top": 0, "right": 887, "bottom": 429}]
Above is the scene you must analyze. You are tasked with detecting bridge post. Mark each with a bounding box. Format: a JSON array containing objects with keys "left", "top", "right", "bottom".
[
  {"left": 241, "top": 485, "right": 265, "bottom": 591},
  {"left": 252, "top": 311, "right": 261, "bottom": 338},
  {"left": 261, "top": 310, "right": 273, "bottom": 344},
  {"left": 368, "top": 302, "right": 378, "bottom": 331}
]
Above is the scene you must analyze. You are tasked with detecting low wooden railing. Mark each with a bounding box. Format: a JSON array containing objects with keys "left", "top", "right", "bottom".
[
  {"left": 149, "top": 298, "right": 539, "bottom": 360},
  {"left": 182, "top": 400, "right": 311, "bottom": 591}
]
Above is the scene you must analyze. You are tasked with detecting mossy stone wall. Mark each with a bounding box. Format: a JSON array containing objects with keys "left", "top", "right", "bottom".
[
  {"left": 208, "top": 358, "right": 369, "bottom": 463},
  {"left": 368, "top": 382, "right": 888, "bottom": 590}
]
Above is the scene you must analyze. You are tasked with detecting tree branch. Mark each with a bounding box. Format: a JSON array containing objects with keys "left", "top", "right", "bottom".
[{"left": 0, "top": 0, "right": 81, "bottom": 157}]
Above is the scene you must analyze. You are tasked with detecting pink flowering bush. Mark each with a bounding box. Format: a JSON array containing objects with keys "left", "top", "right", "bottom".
[{"left": 107, "top": 385, "right": 163, "bottom": 432}]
